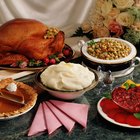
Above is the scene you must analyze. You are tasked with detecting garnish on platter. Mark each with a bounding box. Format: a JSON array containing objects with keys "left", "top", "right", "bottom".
[
  {"left": 98, "top": 79, "right": 140, "bottom": 127},
  {"left": 9, "top": 44, "right": 74, "bottom": 69}
]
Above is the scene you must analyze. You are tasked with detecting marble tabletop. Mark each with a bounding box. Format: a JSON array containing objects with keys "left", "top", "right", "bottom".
[{"left": 0, "top": 60, "right": 140, "bottom": 140}]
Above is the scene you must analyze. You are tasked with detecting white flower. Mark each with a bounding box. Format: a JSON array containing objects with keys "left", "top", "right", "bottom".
[
  {"left": 131, "top": 21, "right": 140, "bottom": 31},
  {"left": 107, "top": 8, "right": 120, "bottom": 19},
  {"left": 113, "top": 0, "right": 135, "bottom": 9},
  {"left": 91, "top": 13, "right": 104, "bottom": 23},
  {"left": 116, "top": 12, "right": 135, "bottom": 26},
  {"left": 81, "top": 22, "right": 92, "bottom": 33},
  {"left": 92, "top": 25, "right": 110, "bottom": 38},
  {"left": 94, "top": 0, "right": 106, "bottom": 13},
  {"left": 134, "top": 0, "right": 140, "bottom": 7},
  {"left": 103, "top": 18, "right": 113, "bottom": 28},
  {"left": 101, "top": 0, "right": 113, "bottom": 16}
]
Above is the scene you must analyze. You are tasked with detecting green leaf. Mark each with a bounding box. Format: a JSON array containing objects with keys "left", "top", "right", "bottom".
[
  {"left": 72, "top": 27, "right": 85, "bottom": 37},
  {"left": 103, "top": 92, "right": 112, "bottom": 99},
  {"left": 87, "top": 40, "right": 95, "bottom": 46},
  {"left": 134, "top": 113, "right": 140, "bottom": 119},
  {"left": 49, "top": 54, "right": 57, "bottom": 59},
  {"left": 130, "top": 84, "right": 136, "bottom": 88},
  {"left": 72, "top": 27, "right": 93, "bottom": 40},
  {"left": 124, "top": 82, "right": 129, "bottom": 90}
]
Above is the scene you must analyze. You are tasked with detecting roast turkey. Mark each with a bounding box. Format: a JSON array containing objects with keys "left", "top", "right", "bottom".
[{"left": 0, "top": 18, "right": 65, "bottom": 65}]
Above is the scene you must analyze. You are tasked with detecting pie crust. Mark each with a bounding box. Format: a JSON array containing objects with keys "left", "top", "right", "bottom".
[{"left": 0, "top": 78, "right": 37, "bottom": 117}]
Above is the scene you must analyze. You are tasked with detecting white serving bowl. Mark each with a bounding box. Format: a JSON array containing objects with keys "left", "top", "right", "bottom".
[
  {"left": 35, "top": 68, "right": 99, "bottom": 100},
  {"left": 80, "top": 37, "right": 139, "bottom": 72}
]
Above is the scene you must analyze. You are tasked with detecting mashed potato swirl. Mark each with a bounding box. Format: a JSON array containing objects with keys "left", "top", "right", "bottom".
[{"left": 40, "top": 62, "right": 95, "bottom": 91}]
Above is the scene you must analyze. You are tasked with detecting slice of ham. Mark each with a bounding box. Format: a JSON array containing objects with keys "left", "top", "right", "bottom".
[
  {"left": 46, "top": 101, "right": 75, "bottom": 132},
  {"left": 28, "top": 103, "right": 47, "bottom": 136},
  {"left": 42, "top": 102, "right": 62, "bottom": 135},
  {"left": 49, "top": 100, "right": 89, "bottom": 128}
]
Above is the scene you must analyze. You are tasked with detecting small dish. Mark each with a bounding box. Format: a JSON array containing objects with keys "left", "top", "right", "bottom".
[{"left": 35, "top": 69, "right": 99, "bottom": 100}]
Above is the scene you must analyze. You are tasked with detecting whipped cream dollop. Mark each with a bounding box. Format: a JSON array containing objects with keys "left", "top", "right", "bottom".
[
  {"left": 40, "top": 61, "right": 95, "bottom": 91},
  {"left": 6, "top": 82, "right": 17, "bottom": 92}
]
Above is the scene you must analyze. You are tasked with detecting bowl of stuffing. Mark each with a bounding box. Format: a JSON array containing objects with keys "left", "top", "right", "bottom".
[{"left": 80, "top": 37, "right": 139, "bottom": 72}]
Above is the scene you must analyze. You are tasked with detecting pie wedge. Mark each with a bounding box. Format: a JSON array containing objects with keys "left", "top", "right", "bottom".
[{"left": 0, "top": 78, "right": 37, "bottom": 118}]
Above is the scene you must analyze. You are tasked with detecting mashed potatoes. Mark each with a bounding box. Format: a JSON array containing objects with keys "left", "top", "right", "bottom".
[{"left": 40, "top": 61, "right": 95, "bottom": 91}]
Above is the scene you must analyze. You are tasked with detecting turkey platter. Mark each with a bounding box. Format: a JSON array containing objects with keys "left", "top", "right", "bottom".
[{"left": 0, "top": 18, "right": 65, "bottom": 68}]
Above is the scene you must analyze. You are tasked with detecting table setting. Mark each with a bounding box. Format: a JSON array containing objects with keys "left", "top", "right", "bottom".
[{"left": 0, "top": 11, "right": 140, "bottom": 140}]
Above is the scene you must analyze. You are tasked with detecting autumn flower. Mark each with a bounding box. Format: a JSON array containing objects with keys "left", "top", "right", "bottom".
[{"left": 79, "top": 0, "right": 140, "bottom": 46}]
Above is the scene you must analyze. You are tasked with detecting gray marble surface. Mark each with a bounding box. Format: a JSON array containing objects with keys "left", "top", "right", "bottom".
[{"left": 0, "top": 66, "right": 140, "bottom": 140}]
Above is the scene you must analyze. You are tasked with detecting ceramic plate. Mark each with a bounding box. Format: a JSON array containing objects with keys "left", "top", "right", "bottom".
[
  {"left": 81, "top": 37, "right": 137, "bottom": 64},
  {"left": 97, "top": 97, "right": 140, "bottom": 128},
  {"left": 0, "top": 102, "right": 36, "bottom": 121}
]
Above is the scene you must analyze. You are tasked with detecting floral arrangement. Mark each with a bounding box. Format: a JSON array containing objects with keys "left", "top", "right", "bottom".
[{"left": 74, "top": 0, "right": 140, "bottom": 46}]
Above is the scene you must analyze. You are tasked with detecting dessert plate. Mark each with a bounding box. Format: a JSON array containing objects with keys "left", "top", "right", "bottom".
[
  {"left": 97, "top": 97, "right": 140, "bottom": 128},
  {"left": 0, "top": 78, "right": 37, "bottom": 120},
  {"left": 0, "top": 103, "right": 36, "bottom": 121}
]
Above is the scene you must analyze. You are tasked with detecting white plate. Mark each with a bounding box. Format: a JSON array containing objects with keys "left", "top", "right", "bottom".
[
  {"left": 97, "top": 97, "right": 140, "bottom": 128},
  {"left": 0, "top": 102, "right": 36, "bottom": 121},
  {"left": 81, "top": 37, "right": 137, "bottom": 64}
]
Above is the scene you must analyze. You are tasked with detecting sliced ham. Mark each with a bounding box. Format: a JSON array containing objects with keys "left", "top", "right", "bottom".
[
  {"left": 50, "top": 100, "right": 89, "bottom": 128},
  {"left": 28, "top": 103, "right": 47, "bottom": 136},
  {"left": 42, "top": 102, "right": 62, "bottom": 135},
  {"left": 46, "top": 101, "right": 75, "bottom": 132}
]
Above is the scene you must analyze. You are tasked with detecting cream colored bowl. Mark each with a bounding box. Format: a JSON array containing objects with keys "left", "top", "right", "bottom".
[{"left": 35, "top": 68, "right": 99, "bottom": 100}]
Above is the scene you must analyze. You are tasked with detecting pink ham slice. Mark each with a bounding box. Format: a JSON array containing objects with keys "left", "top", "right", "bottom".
[
  {"left": 28, "top": 103, "right": 47, "bottom": 136},
  {"left": 42, "top": 102, "right": 62, "bottom": 135},
  {"left": 49, "top": 100, "right": 89, "bottom": 128},
  {"left": 46, "top": 101, "right": 75, "bottom": 132}
]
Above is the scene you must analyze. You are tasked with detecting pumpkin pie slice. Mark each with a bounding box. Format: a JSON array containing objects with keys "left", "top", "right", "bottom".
[
  {"left": 0, "top": 88, "right": 24, "bottom": 104},
  {"left": 0, "top": 78, "right": 37, "bottom": 118}
]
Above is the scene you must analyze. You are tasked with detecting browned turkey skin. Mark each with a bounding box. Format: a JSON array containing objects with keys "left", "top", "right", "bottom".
[{"left": 0, "top": 18, "right": 65, "bottom": 65}]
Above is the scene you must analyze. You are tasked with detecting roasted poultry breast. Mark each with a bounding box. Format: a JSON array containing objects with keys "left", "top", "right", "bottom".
[{"left": 0, "top": 18, "right": 65, "bottom": 65}]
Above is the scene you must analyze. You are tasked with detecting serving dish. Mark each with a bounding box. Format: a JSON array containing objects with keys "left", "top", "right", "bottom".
[
  {"left": 0, "top": 44, "right": 74, "bottom": 71},
  {"left": 35, "top": 69, "right": 99, "bottom": 100},
  {"left": 97, "top": 97, "right": 140, "bottom": 128},
  {"left": 80, "top": 37, "right": 139, "bottom": 72}
]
